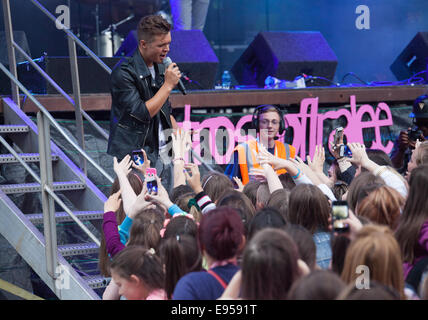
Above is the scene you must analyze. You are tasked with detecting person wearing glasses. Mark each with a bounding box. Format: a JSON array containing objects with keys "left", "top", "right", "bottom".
[{"left": 225, "top": 105, "right": 296, "bottom": 185}]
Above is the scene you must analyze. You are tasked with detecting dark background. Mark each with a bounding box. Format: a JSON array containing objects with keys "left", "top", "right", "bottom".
[{"left": 1, "top": 0, "right": 428, "bottom": 85}]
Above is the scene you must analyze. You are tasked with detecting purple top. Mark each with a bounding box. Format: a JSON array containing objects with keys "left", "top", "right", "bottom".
[
  {"left": 403, "top": 219, "right": 428, "bottom": 279},
  {"left": 102, "top": 211, "right": 125, "bottom": 258}
]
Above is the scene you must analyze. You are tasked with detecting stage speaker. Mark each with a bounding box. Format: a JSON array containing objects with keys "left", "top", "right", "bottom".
[
  {"left": 390, "top": 32, "right": 428, "bottom": 82},
  {"left": 114, "top": 30, "right": 139, "bottom": 57},
  {"left": 231, "top": 31, "right": 338, "bottom": 88},
  {"left": 115, "top": 29, "right": 219, "bottom": 90}
]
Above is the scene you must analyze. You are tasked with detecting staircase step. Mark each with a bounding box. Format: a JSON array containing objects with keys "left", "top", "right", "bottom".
[
  {"left": 58, "top": 242, "right": 99, "bottom": 257},
  {"left": 26, "top": 210, "right": 104, "bottom": 224},
  {"left": 0, "top": 181, "right": 86, "bottom": 194},
  {"left": 83, "top": 275, "right": 111, "bottom": 289},
  {"left": 0, "top": 152, "right": 59, "bottom": 163},
  {"left": 0, "top": 125, "right": 29, "bottom": 133}
]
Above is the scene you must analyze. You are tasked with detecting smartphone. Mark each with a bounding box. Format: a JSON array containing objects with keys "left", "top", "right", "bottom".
[
  {"left": 334, "top": 128, "right": 352, "bottom": 157},
  {"left": 132, "top": 150, "right": 144, "bottom": 166},
  {"left": 145, "top": 168, "right": 158, "bottom": 194},
  {"left": 334, "top": 127, "right": 344, "bottom": 145},
  {"left": 331, "top": 200, "right": 349, "bottom": 233}
]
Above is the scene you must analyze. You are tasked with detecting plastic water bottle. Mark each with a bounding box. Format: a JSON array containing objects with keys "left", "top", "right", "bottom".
[{"left": 221, "top": 70, "right": 231, "bottom": 89}]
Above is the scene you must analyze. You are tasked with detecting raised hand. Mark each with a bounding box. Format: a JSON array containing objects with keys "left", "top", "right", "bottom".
[
  {"left": 144, "top": 176, "right": 173, "bottom": 211},
  {"left": 307, "top": 144, "right": 325, "bottom": 174},
  {"left": 104, "top": 190, "right": 122, "bottom": 213},
  {"left": 113, "top": 155, "right": 133, "bottom": 178},
  {"left": 347, "top": 142, "right": 369, "bottom": 167},
  {"left": 183, "top": 163, "right": 203, "bottom": 194},
  {"left": 256, "top": 144, "right": 282, "bottom": 170},
  {"left": 128, "top": 184, "right": 153, "bottom": 219},
  {"left": 172, "top": 128, "right": 191, "bottom": 162},
  {"left": 131, "top": 149, "right": 150, "bottom": 176},
  {"left": 233, "top": 177, "right": 245, "bottom": 192}
]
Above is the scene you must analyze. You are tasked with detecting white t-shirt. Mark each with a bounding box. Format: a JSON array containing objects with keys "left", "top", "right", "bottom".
[{"left": 148, "top": 66, "right": 167, "bottom": 151}]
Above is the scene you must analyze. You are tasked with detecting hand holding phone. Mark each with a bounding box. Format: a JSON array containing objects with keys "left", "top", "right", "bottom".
[
  {"left": 132, "top": 150, "right": 145, "bottom": 166},
  {"left": 333, "top": 127, "right": 352, "bottom": 158},
  {"left": 334, "top": 127, "right": 344, "bottom": 145},
  {"left": 331, "top": 200, "right": 349, "bottom": 233},
  {"left": 145, "top": 168, "right": 158, "bottom": 195}
]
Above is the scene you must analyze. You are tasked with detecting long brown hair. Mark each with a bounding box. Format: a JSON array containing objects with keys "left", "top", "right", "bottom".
[
  {"left": 288, "top": 270, "right": 345, "bottom": 300},
  {"left": 128, "top": 207, "right": 164, "bottom": 250},
  {"left": 287, "top": 184, "right": 330, "bottom": 234},
  {"left": 110, "top": 245, "right": 164, "bottom": 292},
  {"left": 201, "top": 172, "right": 234, "bottom": 204},
  {"left": 175, "top": 192, "right": 202, "bottom": 223},
  {"left": 356, "top": 185, "right": 405, "bottom": 230},
  {"left": 160, "top": 235, "right": 203, "bottom": 299},
  {"left": 395, "top": 165, "right": 428, "bottom": 264},
  {"left": 346, "top": 171, "right": 385, "bottom": 213},
  {"left": 341, "top": 225, "right": 405, "bottom": 299},
  {"left": 241, "top": 228, "right": 300, "bottom": 299},
  {"left": 217, "top": 190, "right": 256, "bottom": 235},
  {"left": 99, "top": 173, "right": 143, "bottom": 276}
]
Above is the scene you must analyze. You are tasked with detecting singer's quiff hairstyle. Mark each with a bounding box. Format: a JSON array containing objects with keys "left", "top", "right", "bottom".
[{"left": 137, "top": 15, "right": 171, "bottom": 43}]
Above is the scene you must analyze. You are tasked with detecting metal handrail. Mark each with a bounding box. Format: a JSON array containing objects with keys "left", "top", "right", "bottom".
[
  {"left": 0, "top": 62, "right": 114, "bottom": 184},
  {"left": 0, "top": 134, "right": 100, "bottom": 247},
  {"left": 12, "top": 42, "right": 109, "bottom": 141},
  {"left": 29, "top": 0, "right": 112, "bottom": 74}
]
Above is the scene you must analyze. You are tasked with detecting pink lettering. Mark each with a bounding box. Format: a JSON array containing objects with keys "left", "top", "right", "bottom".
[{"left": 177, "top": 96, "right": 395, "bottom": 164}]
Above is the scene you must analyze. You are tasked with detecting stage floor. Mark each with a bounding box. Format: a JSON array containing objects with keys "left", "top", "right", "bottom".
[{"left": 1, "top": 84, "right": 426, "bottom": 114}]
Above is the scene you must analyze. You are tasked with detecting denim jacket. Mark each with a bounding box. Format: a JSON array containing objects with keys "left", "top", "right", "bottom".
[{"left": 313, "top": 230, "right": 332, "bottom": 270}]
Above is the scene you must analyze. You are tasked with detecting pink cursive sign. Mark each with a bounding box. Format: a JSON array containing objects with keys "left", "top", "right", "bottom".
[{"left": 176, "top": 95, "right": 394, "bottom": 164}]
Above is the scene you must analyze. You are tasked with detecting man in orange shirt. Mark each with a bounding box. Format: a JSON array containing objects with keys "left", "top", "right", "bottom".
[{"left": 225, "top": 105, "right": 296, "bottom": 185}]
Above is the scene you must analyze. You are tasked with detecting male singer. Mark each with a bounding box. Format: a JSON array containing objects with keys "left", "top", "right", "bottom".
[{"left": 107, "top": 14, "right": 181, "bottom": 168}]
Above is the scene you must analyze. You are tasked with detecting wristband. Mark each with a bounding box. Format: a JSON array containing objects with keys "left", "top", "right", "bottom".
[
  {"left": 172, "top": 157, "right": 184, "bottom": 163},
  {"left": 291, "top": 168, "right": 301, "bottom": 179}
]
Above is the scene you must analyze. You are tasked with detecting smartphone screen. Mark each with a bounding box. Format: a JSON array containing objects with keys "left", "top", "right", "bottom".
[
  {"left": 334, "top": 127, "right": 343, "bottom": 145},
  {"left": 132, "top": 150, "right": 144, "bottom": 166},
  {"left": 145, "top": 168, "right": 158, "bottom": 194},
  {"left": 332, "top": 200, "right": 349, "bottom": 233},
  {"left": 146, "top": 179, "right": 158, "bottom": 194}
]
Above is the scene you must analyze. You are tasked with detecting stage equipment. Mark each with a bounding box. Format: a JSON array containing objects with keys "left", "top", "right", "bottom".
[
  {"left": 391, "top": 32, "right": 428, "bottom": 83},
  {"left": 231, "top": 31, "right": 338, "bottom": 88},
  {"left": 115, "top": 29, "right": 219, "bottom": 90}
]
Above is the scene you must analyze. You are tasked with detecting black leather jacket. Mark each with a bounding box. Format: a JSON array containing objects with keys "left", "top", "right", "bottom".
[{"left": 107, "top": 50, "right": 172, "bottom": 162}]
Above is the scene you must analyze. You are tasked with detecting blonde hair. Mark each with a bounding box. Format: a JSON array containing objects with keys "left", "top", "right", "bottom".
[
  {"left": 356, "top": 185, "right": 405, "bottom": 230},
  {"left": 175, "top": 192, "right": 202, "bottom": 222},
  {"left": 341, "top": 225, "right": 405, "bottom": 299},
  {"left": 416, "top": 141, "right": 428, "bottom": 166}
]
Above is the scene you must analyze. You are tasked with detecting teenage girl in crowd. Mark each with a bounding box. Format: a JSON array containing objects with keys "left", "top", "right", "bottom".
[{"left": 173, "top": 207, "right": 245, "bottom": 299}]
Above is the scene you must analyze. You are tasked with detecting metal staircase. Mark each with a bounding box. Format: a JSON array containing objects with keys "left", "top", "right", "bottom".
[
  {"left": 0, "top": 97, "right": 111, "bottom": 299},
  {"left": 0, "top": 0, "right": 116, "bottom": 300}
]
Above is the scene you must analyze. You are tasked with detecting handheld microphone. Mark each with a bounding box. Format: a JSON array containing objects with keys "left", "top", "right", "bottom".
[{"left": 163, "top": 57, "right": 187, "bottom": 95}]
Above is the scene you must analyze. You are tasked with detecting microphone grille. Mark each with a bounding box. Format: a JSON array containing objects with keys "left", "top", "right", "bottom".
[{"left": 163, "top": 56, "right": 172, "bottom": 67}]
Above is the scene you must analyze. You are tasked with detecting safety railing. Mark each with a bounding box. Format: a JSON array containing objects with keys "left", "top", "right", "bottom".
[
  {"left": 0, "top": 63, "right": 114, "bottom": 183},
  {"left": 2, "top": 0, "right": 113, "bottom": 175},
  {"left": 0, "top": 62, "right": 109, "bottom": 279},
  {"left": 0, "top": 0, "right": 115, "bottom": 290}
]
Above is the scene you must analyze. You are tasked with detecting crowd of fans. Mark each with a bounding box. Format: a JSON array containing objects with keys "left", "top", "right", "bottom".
[{"left": 98, "top": 128, "right": 428, "bottom": 300}]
